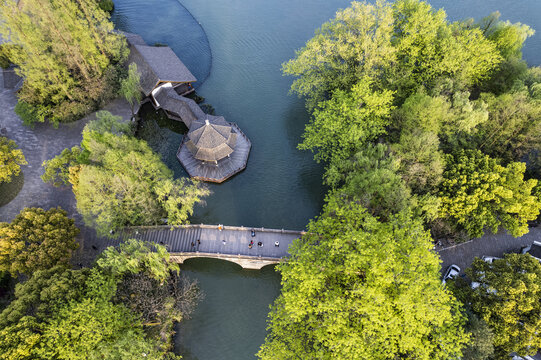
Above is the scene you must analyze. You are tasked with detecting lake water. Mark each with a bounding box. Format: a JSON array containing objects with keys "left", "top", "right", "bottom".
[{"left": 111, "top": 0, "right": 541, "bottom": 358}]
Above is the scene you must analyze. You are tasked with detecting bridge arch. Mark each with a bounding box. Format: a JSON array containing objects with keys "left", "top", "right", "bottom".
[{"left": 169, "top": 252, "right": 281, "bottom": 270}]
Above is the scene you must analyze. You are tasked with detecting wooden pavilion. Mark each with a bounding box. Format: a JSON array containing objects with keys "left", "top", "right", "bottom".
[{"left": 124, "top": 32, "right": 251, "bottom": 182}]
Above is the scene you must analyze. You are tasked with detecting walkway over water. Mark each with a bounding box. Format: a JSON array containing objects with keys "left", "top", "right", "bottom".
[{"left": 107, "top": 224, "right": 304, "bottom": 269}]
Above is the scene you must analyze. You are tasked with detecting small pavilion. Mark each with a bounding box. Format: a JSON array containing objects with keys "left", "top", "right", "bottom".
[{"left": 124, "top": 32, "right": 251, "bottom": 183}]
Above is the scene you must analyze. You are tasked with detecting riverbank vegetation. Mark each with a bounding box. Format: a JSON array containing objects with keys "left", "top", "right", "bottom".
[
  {"left": 42, "top": 112, "right": 210, "bottom": 236},
  {"left": 261, "top": 0, "right": 541, "bottom": 359},
  {"left": 0, "top": 0, "right": 127, "bottom": 125},
  {"left": 0, "top": 235, "right": 200, "bottom": 360}
]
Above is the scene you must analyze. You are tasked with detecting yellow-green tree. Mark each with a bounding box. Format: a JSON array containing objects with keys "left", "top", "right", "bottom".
[
  {"left": 283, "top": 0, "right": 501, "bottom": 110},
  {"left": 439, "top": 150, "right": 540, "bottom": 238},
  {"left": 0, "top": 0, "right": 128, "bottom": 124},
  {"left": 42, "top": 112, "right": 209, "bottom": 236},
  {"left": 0, "top": 137, "right": 26, "bottom": 183},
  {"left": 0, "top": 208, "right": 79, "bottom": 276},
  {"left": 258, "top": 195, "right": 469, "bottom": 359}
]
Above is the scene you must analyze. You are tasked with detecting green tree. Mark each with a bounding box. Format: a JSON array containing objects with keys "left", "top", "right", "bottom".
[
  {"left": 0, "top": 208, "right": 79, "bottom": 276},
  {"left": 325, "top": 143, "right": 411, "bottom": 220},
  {"left": 42, "top": 113, "right": 209, "bottom": 236},
  {"left": 120, "top": 63, "right": 143, "bottom": 120},
  {"left": 0, "top": 0, "right": 128, "bottom": 124},
  {"left": 461, "top": 312, "right": 495, "bottom": 360},
  {"left": 298, "top": 79, "right": 394, "bottom": 165},
  {"left": 0, "top": 137, "right": 27, "bottom": 183},
  {"left": 97, "top": 239, "right": 179, "bottom": 282},
  {"left": 0, "top": 267, "right": 88, "bottom": 329},
  {"left": 282, "top": 1, "right": 396, "bottom": 110},
  {"left": 258, "top": 195, "right": 469, "bottom": 359},
  {"left": 466, "top": 254, "right": 541, "bottom": 358},
  {"left": 439, "top": 150, "right": 540, "bottom": 238},
  {"left": 477, "top": 12, "right": 535, "bottom": 94},
  {"left": 283, "top": 0, "right": 501, "bottom": 109},
  {"left": 473, "top": 91, "right": 541, "bottom": 173}
]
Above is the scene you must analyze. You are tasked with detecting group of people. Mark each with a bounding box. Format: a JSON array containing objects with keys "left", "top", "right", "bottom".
[{"left": 248, "top": 239, "right": 264, "bottom": 249}]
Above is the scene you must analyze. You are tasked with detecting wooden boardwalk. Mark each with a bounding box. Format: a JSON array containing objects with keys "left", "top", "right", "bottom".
[{"left": 106, "top": 224, "right": 304, "bottom": 269}]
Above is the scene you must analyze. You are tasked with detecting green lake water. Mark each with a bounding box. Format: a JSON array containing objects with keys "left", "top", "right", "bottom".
[{"left": 111, "top": 0, "right": 541, "bottom": 358}]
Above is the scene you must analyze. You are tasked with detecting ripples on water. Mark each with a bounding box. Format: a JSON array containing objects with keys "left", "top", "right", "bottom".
[{"left": 111, "top": 0, "right": 541, "bottom": 358}]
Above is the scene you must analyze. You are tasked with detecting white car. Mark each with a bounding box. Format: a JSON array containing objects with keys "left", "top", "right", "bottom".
[
  {"left": 521, "top": 241, "right": 541, "bottom": 262},
  {"left": 442, "top": 264, "right": 460, "bottom": 284},
  {"left": 481, "top": 255, "right": 501, "bottom": 264}
]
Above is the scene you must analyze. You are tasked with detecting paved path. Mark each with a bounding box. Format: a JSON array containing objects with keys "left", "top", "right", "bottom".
[
  {"left": 438, "top": 227, "right": 541, "bottom": 273},
  {"left": 0, "top": 81, "right": 133, "bottom": 265}
]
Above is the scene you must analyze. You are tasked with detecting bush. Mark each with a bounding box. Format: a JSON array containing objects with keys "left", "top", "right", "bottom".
[{"left": 98, "top": 0, "right": 114, "bottom": 12}]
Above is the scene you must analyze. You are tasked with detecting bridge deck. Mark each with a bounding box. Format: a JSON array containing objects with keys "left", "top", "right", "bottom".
[{"left": 109, "top": 224, "right": 304, "bottom": 262}]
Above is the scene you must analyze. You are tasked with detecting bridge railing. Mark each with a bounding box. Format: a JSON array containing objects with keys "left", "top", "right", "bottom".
[{"left": 124, "top": 223, "right": 305, "bottom": 236}]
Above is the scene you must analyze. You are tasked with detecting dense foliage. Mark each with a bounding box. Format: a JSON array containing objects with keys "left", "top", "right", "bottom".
[
  {"left": 262, "top": 0, "right": 541, "bottom": 359},
  {"left": 466, "top": 254, "right": 541, "bottom": 358},
  {"left": 42, "top": 112, "right": 210, "bottom": 236},
  {"left": 0, "top": 137, "right": 26, "bottom": 183},
  {"left": 258, "top": 195, "right": 469, "bottom": 359},
  {"left": 285, "top": 0, "right": 541, "bottom": 240},
  {"left": 0, "top": 0, "right": 128, "bottom": 124},
  {"left": 439, "top": 150, "right": 539, "bottom": 238},
  {"left": 0, "top": 208, "right": 79, "bottom": 276},
  {"left": 0, "top": 240, "right": 200, "bottom": 359}
]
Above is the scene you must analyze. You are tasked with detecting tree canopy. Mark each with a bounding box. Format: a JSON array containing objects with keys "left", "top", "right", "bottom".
[
  {"left": 439, "top": 150, "right": 540, "bottom": 238},
  {"left": 42, "top": 112, "right": 209, "bottom": 236},
  {"left": 0, "top": 0, "right": 128, "bottom": 124},
  {"left": 0, "top": 208, "right": 79, "bottom": 276},
  {"left": 258, "top": 195, "right": 469, "bottom": 359},
  {"left": 0, "top": 240, "right": 198, "bottom": 359},
  {"left": 466, "top": 254, "right": 541, "bottom": 358},
  {"left": 0, "top": 137, "right": 27, "bottom": 183}
]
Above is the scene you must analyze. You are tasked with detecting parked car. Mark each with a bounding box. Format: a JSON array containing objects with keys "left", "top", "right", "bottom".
[
  {"left": 520, "top": 241, "right": 541, "bottom": 262},
  {"left": 442, "top": 264, "right": 460, "bottom": 284},
  {"left": 481, "top": 255, "right": 501, "bottom": 264}
]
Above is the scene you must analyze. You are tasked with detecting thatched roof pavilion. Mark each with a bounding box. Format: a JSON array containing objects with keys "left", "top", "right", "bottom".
[
  {"left": 185, "top": 119, "right": 237, "bottom": 162},
  {"left": 122, "top": 31, "right": 251, "bottom": 183}
]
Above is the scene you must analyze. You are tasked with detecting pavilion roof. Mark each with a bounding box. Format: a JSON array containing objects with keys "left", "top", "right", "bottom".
[
  {"left": 186, "top": 119, "right": 237, "bottom": 162},
  {"left": 125, "top": 40, "right": 197, "bottom": 95}
]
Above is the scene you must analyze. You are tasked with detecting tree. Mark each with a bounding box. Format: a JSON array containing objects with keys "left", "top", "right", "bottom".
[
  {"left": 439, "top": 150, "right": 540, "bottom": 238},
  {"left": 298, "top": 79, "right": 394, "bottom": 165},
  {"left": 325, "top": 143, "right": 411, "bottom": 220},
  {"left": 42, "top": 113, "right": 209, "bottom": 236},
  {"left": 97, "top": 239, "right": 179, "bottom": 282},
  {"left": 0, "top": 0, "right": 128, "bottom": 124},
  {"left": 120, "top": 63, "right": 142, "bottom": 120},
  {"left": 477, "top": 12, "right": 535, "bottom": 94},
  {"left": 472, "top": 91, "right": 541, "bottom": 174},
  {"left": 282, "top": 1, "right": 396, "bottom": 110},
  {"left": 461, "top": 312, "right": 495, "bottom": 360},
  {"left": 0, "top": 137, "right": 27, "bottom": 183},
  {"left": 258, "top": 195, "right": 469, "bottom": 359},
  {"left": 0, "top": 208, "right": 79, "bottom": 276},
  {"left": 466, "top": 254, "right": 541, "bottom": 358},
  {"left": 283, "top": 0, "right": 501, "bottom": 109}
]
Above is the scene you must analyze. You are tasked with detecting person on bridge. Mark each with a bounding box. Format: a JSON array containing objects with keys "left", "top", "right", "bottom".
[
  {"left": 258, "top": 241, "right": 263, "bottom": 247},
  {"left": 275, "top": 241, "right": 279, "bottom": 247},
  {"left": 248, "top": 243, "right": 253, "bottom": 249},
  {"left": 251, "top": 229, "right": 256, "bottom": 237}
]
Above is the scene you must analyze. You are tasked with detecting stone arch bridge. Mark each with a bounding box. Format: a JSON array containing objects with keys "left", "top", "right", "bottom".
[{"left": 105, "top": 224, "right": 304, "bottom": 269}]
